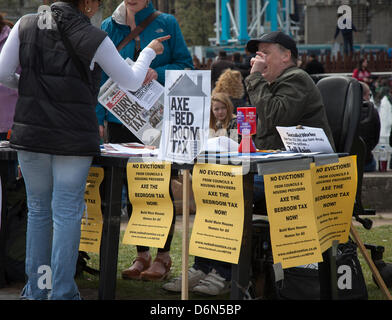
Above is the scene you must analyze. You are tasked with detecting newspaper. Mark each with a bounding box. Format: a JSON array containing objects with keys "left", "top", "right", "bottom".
[
  {"left": 98, "top": 59, "right": 164, "bottom": 147},
  {"left": 119, "top": 58, "right": 164, "bottom": 111}
]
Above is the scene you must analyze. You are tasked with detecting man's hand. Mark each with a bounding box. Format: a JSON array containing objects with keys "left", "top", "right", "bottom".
[
  {"left": 250, "top": 51, "right": 266, "bottom": 74},
  {"left": 143, "top": 68, "right": 158, "bottom": 85}
]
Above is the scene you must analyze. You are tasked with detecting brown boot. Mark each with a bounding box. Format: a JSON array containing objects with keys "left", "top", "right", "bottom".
[
  {"left": 140, "top": 256, "right": 172, "bottom": 281},
  {"left": 121, "top": 255, "right": 152, "bottom": 280}
]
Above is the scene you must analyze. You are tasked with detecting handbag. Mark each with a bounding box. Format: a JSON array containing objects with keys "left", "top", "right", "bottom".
[{"left": 116, "top": 10, "right": 161, "bottom": 55}]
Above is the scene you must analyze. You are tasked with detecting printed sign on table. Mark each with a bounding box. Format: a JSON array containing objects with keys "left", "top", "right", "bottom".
[
  {"left": 276, "top": 126, "right": 334, "bottom": 153},
  {"left": 264, "top": 168, "right": 323, "bottom": 269},
  {"left": 311, "top": 156, "right": 357, "bottom": 252},
  {"left": 158, "top": 70, "right": 211, "bottom": 163},
  {"left": 264, "top": 156, "right": 357, "bottom": 268},
  {"left": 123, "top": 162, "right": 173, "bottom": 248},
  {"left": 189, "top": 163, "right": 244, "bottom": 264},
  {"left": 79, "top": 167, "right": 104, "bottom": 253}
]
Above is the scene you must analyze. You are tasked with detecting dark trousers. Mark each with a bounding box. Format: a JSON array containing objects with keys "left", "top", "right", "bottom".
[
  {"left": 107, "top": 122, "right": 176, "bottom": 253},
  {"left": 343, "top": 35, "right": 354, "bottom": 55}
]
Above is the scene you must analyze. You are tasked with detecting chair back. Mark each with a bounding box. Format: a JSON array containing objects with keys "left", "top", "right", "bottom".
[
  {"left": 317, "top": 76, "right": 362, "bottom": 154},
  {"left": 317, "top": 76, "right": 370, "bottom": 219}
]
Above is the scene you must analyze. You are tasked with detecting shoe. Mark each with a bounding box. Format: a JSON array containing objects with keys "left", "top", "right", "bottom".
[
  {"left": 121, "top": 255, "right": 152, "bottom": 280},
  {"left": 140, "top": 256, "right": 172, "bottom": 281},
  {"left": 193, "top": 269, "right": 231, "bottom": 296},
  {"left": 162, "top": 267, "right": 207, "bottom": 293}
]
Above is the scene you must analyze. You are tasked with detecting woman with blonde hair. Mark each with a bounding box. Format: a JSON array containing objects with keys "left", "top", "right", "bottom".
[
  {"left": 213, "top": 68, "right": 247, "bottom": 113},
  {"left": 209, "top": 91, "right": 239, "bottom": 142}
]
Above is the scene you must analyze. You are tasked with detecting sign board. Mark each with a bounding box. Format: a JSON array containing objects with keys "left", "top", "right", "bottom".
[
  {"left": 189, "top": 164, "right": 244, "bottom": 264},
  {"left": 276, "top": 126, "right": 334, "bottom": 153},
  {"left": 123, "top": 162, "right": 173, "bottom": 248},
  {"left": 79, "top": 167, "right": 104, "bottom": 253},
  {"left": 158, "top": 70, "right": 211, "bottom": 163},
  {"left": 264, "top": 156, "right": 357, "bottom": 268}
]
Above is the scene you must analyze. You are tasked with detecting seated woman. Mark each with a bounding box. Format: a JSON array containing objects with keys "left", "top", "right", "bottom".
[{"left": 209, "top": 91, "right": 239, "bottom": 143}]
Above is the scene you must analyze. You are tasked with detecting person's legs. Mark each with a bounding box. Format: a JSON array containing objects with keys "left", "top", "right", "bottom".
[
  {"left": 343, "top": 39, "right": 349, "bottom": 56},
  {"left": 140, "top": 193, "right": 176, "bottom": 280},
  {"left": 18, "top": 151, "right": 53, "bottom": 300},
  {"left": 49, "top": 155, "right": 92, "bottom": 300},
  {"left": 210, "top": 261, "right": 232, "bottom": 281},
  {"left": 162, "top": 256, "right": 208, "bottom": 293},
  {"left": 193, "top": 256, "right": 213, "bottom": 275},
  {"left": 192, "top": 259, "right": 231, "bottom": 296}
]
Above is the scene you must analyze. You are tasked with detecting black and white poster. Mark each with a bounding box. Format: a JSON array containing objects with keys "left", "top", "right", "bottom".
[{"left": 158, "top": 70, "right": 211, "bottom": 163}]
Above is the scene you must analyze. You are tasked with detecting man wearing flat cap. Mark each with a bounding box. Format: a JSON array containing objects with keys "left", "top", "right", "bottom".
[{"left": 245, "top": 31, "right": 335, "bottom": 151}]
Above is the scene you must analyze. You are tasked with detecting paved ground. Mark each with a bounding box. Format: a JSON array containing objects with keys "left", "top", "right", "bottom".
[{"left": 1, "top": 213, "right": 391, "bottom": 300}]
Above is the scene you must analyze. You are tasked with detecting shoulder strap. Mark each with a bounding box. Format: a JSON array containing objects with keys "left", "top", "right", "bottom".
[
  {"left": 52, "top": 12, "right": 89, "bottom": 84},
  {"left": 116, "top": 11, "right": 161, "bottom": 52}
]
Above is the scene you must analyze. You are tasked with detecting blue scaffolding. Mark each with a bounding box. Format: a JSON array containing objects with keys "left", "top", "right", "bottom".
[{"left": 215, "top": 0, "right": 293, "bottom": 46}]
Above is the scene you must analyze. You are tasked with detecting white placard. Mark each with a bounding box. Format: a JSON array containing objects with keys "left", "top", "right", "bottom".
[
  {"left": 158, "top": 70, "right": 211, "bottom": 163},
  {"left": 276, "top": 126, "right": 334, "bottom": 153}
]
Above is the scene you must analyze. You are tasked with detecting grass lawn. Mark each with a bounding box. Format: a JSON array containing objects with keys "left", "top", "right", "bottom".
[{"left": 76, "top": 224, "right": 392, "bottom": 300}]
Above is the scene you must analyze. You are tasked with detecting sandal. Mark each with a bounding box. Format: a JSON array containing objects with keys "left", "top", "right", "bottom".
[
  {"left": 140, "top": 256, "right": 172, "bottom": 281},
  {"left": 121, "top": 255, "right": 152, "bottom": 280}
]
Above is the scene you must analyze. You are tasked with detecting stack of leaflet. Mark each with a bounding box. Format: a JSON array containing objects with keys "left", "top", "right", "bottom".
[{"left": 100, "top": 143, "right": 158, "bottom": 157}]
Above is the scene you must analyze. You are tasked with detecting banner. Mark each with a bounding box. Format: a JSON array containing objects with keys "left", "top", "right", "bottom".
[
  {"left": 264, "top": 156, "right": 357, "bottom": 268},
  {"left": 123, "top": 162, "right": 173, "bottom": 248},
  {"left": 190, "top": 164, "right": 244, "bottom": 264},
  {"left": 79, "top": 167, "right": 104, "bottom": 253},
  {"left": 311, "top": 156, "right": 357, "bottom": 252},
  {"left": 264, "top": 168, "right": 323, "bottom": 269},
  {"left": 158, "top": 70, "right": 211, "bottom": 163},
  {"left": 98, "top": 58, "right": 164, "bottom": 147}
]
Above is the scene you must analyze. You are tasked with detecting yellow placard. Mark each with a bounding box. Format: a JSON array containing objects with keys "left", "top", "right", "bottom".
[
  {"left": 189, "top": 164, "right": 244, "bottom": 264},
  {"left": 311, "top": 156, "right": 357, "bottom": 252},
  {"left": 79, "top": 166, "right": 104, "bottom": 253},
  {"left": 123, "top": 162, "right": 173, "bottom": 248},
  {"left": 264, "top": 169, "right": 323, "bottom": 269}
]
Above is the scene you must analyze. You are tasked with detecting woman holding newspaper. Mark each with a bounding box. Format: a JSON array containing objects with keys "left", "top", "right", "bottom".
[
  {"left": 0, "top": 0, "right": 168, "bottom": 300},
  {"left": 96, "top": 0, "right": 193, "bottom": 282}
]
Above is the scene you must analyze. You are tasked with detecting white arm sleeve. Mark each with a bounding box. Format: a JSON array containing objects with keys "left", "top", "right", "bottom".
[
  {"left": 93, "top": 36, "right": 156, "bottom": 92},
  {"left": 0, "top": 19, "right": 21, "bottom": 89}
]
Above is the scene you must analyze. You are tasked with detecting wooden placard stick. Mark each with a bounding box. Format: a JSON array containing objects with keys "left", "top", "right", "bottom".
[
  {"left": 350, "top": 222, "right": 392, "bottom": 300},
  {"left": 181, "top": 169, "right": 191, "bottom": 300}
]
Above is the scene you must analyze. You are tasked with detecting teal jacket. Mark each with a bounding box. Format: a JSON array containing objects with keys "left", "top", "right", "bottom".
[{"left": 95, "top": 2, "right": 194, "bottom": 125}]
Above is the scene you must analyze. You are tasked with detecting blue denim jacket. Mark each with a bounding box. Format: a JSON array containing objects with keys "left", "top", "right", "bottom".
[{"left": 95, "top": 2, "right": 194, "bottom": 125}]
